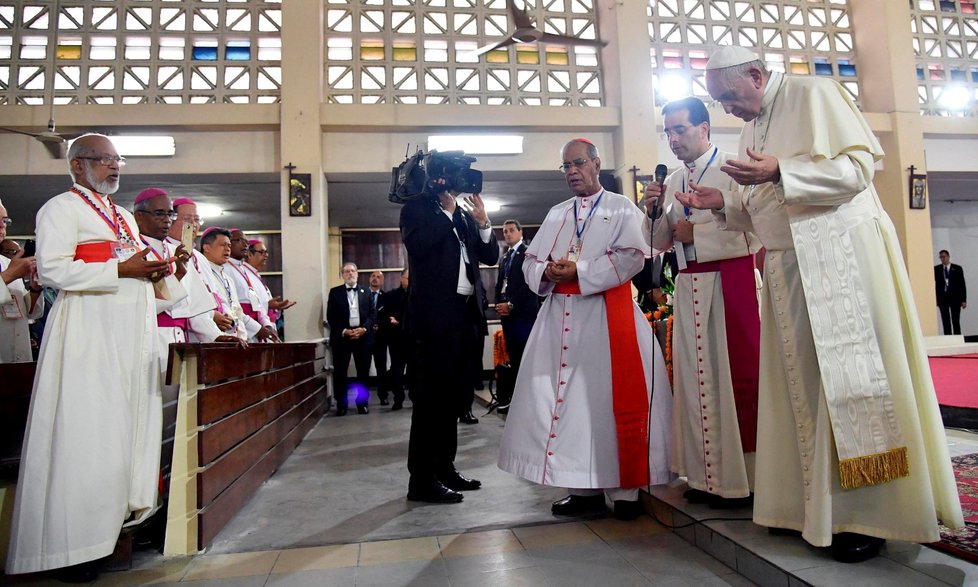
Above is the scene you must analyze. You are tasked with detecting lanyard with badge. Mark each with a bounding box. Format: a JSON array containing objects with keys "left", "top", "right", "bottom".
[
  {"left": 1, "top": 262, "right": 23, "bottom": 319},
  {"left": 230, "top": 261, "right": 261, "bottom": 307},
  {"left": 570, "top": 190, "right": 604, "bottom": 262},
  {"left": 681, "top": 146, "right": 719, "bottom": 218},
  {"left": 71, "top": 187, "right": 139, "bottom": 260}
]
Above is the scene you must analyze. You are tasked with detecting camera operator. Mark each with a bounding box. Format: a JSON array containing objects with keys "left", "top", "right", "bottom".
[{"left": 400, "top": 178, "right": 498, "bottom": 503}]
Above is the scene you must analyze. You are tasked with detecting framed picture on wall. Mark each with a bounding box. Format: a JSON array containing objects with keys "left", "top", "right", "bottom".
[
  {"left": 289, "top": 173, "right": 312, "bottom": 217},
  {"left": 909, "top": 173, "right": 927, "bottom": 210}
]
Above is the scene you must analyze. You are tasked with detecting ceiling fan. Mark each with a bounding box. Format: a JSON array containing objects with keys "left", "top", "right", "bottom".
[
  {"left": 469, "top": 0, "right": 608, "bottom": 58},
  {"left": 0, "top": 0, "right": 75, "bottom": 159}
]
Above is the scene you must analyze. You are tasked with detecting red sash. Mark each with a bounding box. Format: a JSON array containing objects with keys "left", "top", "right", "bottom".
[
  {"left": 681, "top": 255, "right": 760, "bottom": 452},
  {"left": 73, "top": 241, "right": 117, "bottom": 263},
  {"left": 552, "top": 279, "right": 651, "bottom": 488},
  {"left": 157, "top": 313, "right": 188, "bottom": 331}
]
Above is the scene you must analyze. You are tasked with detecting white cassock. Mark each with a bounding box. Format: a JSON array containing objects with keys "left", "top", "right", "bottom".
[
  {"left": 0, "top": 256, "right": 44, "bottom": 363},
  {"left": 242, "top": 260, "right": 278, "bottom": 324},
  {"left": 498, "top": 190, "right": 673, "bottom": 490},
  {"left": 714, "top": 71, "right": 963, "bottom": 546},
  {"left": 227, "top": 257, "right": 274, "bottom": 341},
  {"left": 653, "top": 145, "right": 761, "bottom": 499},
  {"left": 199, "top": 260, "right": 259, "bottom": 340},
  {"left": 176, "top": 245, "right": 227, "bottom": 344},
  {"left": 6, "top": 184, "right": 162, "bottom": 573}
]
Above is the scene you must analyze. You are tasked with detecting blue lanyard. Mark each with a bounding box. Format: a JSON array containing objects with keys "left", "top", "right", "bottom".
[
  {"left": 682, "top": 146, "right": 719, "bottom": 217},
  {"left": 573, "top": 190, "right": 605, "bottom": 241}
]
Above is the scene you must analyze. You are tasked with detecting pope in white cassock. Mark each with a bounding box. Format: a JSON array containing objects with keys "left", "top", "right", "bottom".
[
  {"left": 676, "top": 46, "right": 964, "bottom": 563},
  {"left": 6, "top": 134, "right": 174, "bottom": 580},
  {"left": 498, "top": 138, "right": 673, "bottom": 521},
  {"left": 646, "top": 96, "right": 761, "bottom": 507},
  {"left": 0, "top": 199, "right": 44, "bottom": 363}
]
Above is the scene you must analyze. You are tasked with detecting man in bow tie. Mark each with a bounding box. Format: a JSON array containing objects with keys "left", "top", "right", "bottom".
[
  {"left": 935, "top": 249, "right": 967, "bottom": 335},
  {"left": 326, "top": 262, "right": 374, "bottom": 416}
]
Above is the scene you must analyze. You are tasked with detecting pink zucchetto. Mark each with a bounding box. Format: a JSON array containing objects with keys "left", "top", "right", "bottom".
[
  {"left": 171, "top": 197, "right": 196, "bottom": 209},
  {"left": 199, "top": 226, "right": 223, "bottom": 239},
  {"left": 248, "top": 239, "right": 262, "bottom": 247},
  {"left": 134, "top": 187, "right": 168, "bottom": 204}
]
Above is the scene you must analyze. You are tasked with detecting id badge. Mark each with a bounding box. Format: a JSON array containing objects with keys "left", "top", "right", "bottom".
[
  {"left": 567, "top": 239, "right": 580, "bottom": 262},
  {"left": 112, "top": 243, "right": 138, "bottom": 261},
  {"left": 247, "top": 288, "right": 261, "bottom": 306},
  {"left": 1, "top": 300, "right": 23, "bottom": 320},
  {"left": 230, "top": 304, "right": 245, "bottom": 321}
]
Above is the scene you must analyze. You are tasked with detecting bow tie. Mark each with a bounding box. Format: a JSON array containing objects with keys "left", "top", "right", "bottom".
[{"left": 347, "top": 286, "right": 357, "bottom": 291}]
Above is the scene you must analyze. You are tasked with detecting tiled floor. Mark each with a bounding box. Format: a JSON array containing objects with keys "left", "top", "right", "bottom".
[{"left": 5, "top": 397, "right": 978, "bottom": 586}]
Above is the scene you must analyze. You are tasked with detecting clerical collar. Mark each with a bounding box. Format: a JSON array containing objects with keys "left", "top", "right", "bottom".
[
  {"left": 759, "top": 71, "right": 784, "bottom": 116},
  {"left": 576, "top": 189, "right": 601, "bottom": 199},
  {"left": 208, "top": 260, "right": 226, "bottom": 271},
  {"left": 229, "top": 257, "right": 243, "bottom": 266},
  {"left": 687, "top": 144, "right": 717, "bottom": 169},
  {"left": 143, "top": 234, "right": 164, "bottom": 248}
]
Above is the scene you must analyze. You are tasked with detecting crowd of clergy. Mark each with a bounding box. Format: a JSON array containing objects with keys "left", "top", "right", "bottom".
[{"left": 0, "top": 42, "right": 968, "bottom": 582}]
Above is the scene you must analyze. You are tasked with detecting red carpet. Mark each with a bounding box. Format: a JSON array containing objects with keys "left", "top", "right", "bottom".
[
  {"left": 929, "top": 355, "right": 978, "bottom": 409},
  {"left": 929, "top": 453, "right": 978, "bottom": 563}
]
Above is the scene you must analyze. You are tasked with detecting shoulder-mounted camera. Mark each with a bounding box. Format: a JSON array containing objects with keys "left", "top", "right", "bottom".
[{"left": 389, "top": 148, "right": 483, "bottom": 204}]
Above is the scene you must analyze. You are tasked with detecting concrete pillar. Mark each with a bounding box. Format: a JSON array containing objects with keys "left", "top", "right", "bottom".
[
  {"left": 279, "top": 0, "right": 329, "bottom": 341},
  {"left": 599, "top": 0, "right": 660, "bottom": 201},
  {"left": 850, "top": 0, "right": 937, "bottom": 334}
]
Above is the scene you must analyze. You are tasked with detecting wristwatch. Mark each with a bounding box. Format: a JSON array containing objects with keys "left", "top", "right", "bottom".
[{"left": 480, "top": 220, "right": 491, "bottom": 230}]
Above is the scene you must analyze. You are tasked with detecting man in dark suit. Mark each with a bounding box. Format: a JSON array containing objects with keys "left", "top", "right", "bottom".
[
  {"left": 493, "top": 219, "right": 540, "bottom": 414},
  {"left": 400, "top": 185, "right": 498, "bottom": 503},
  {"left": 326, "top": 262, "right": 374, "bottom": 416},
  {"left": 936, "top": 249, "right": 968, "bottom": 335},
  {"left": 378, "top": 268, "right": 410, "bottom": 411},
  {"left": 365, "top": 270, "right": 391, "bottom": 405}
]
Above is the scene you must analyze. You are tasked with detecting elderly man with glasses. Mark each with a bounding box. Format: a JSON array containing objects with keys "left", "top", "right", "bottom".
[
  {"left": 6, "top": 133, "right": 174, "bottom": 582},
  {"left": 498, "top": 138, "right": 674, "bottom": 521},
  {"left": 244, "top": 239, "right": 295, "bottom": 338},
  {"left": 0, "top": 198, "right": 44, "bottom": 363},
  {"left": 226, "top": 228, "right": 278, "bottom": 343}
]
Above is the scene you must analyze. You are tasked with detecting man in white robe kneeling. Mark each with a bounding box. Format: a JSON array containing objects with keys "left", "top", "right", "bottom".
[{"left": 498, "top": 138, "right": 674, "bottom": 521}]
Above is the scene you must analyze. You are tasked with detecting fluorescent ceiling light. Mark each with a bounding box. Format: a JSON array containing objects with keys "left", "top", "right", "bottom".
[
  {"left": 428, "top": 134, "right": 523, "bottom": 155},
  {"left": 482, "top": 198, "right": 502, "bottom": 212},
  {"left": 196, "top": 203, "right": 224, "bottom": 219},
  {"left": 68, "top": 135, "right": 176, "bottom": 157}
]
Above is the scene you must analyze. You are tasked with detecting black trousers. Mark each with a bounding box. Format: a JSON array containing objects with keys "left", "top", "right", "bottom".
[
  {"left": 939, "top": 303, "right": 963, "bottom": 335},
  {"left": 369, "top": 339, "right": 390, "bottom": 400},
  {"left": 387, "top": 339, "right": 409, "bottom": 404},
  {"left": 499, "top": 317, "right": 534, "bottom": 404},
  {"left": 332, "top": 338, "right": 371, "bottom": 410},
  {"left": 407, "top": 295, "right": 480, "bottom": 486}
]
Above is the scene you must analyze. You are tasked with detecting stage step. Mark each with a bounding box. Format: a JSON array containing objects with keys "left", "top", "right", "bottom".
[
  {"left": 646, "top": 483, "right": 976, "bottom": 586},
  {"left": 925, "top": 334, "right": 978, "bottom": 357}
]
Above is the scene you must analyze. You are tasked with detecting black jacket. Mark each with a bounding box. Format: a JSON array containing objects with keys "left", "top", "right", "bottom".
[
  {"left": 494, "top": 242, "right": 540, "bottom": 322},
  {"left": 935, "top": 263, "right": 967, "bottom": 306},
  {"left": 326, "top": 284, "right": 374, "bottom": 347},
  {"left": 400, "top": 197, "right": 499, "bottom": 338}
]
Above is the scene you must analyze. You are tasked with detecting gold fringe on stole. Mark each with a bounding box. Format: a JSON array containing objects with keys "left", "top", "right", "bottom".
[{"left": 838, "top": 446, "right": 910, "bottom": 489}]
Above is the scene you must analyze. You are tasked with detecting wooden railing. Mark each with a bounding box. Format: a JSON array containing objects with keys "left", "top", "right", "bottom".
[{"left": 164, "top": 342, "right": 326, "bottom": 555}]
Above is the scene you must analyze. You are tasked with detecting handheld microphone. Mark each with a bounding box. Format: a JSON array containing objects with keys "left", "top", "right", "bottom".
[{"left": 652, "top": 164, "right": 668, "bottom": 217}]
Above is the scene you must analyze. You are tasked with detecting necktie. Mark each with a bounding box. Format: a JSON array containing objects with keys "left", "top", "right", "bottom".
[
  {"left": 453, "top": 208, "right": 476, "bottom": 283},
  {"left": 371, "top": 291, "right": 378, "bottom": 312}
]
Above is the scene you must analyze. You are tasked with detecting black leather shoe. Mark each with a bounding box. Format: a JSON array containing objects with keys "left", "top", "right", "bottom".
[
  {"left": 459, "top": 411, "right": 479, "bottom": 424},
  {"left": 683, "top": 488, "right": 713, "bottom": 504},
  {"left": 613, "top": 500, "right": 644, "bottom": 521},
  {"left": 496, "top": 403, "right": 510, "bottom": 415},
  {"left": 335, "top": 407, "right": 348, "bottom": 416},
  {"left": 380, "top": 398, "right": 390, "bottom": 406},
  {"left": 357, "top": 405, "right": 369, "bottom": 414},
  {"left": 54, "top": 559, "right": 102, "bottom": 583},
  {"left": 551, "top": 494, "right": 606, "bottom": 516},
  {"left": 391, "top": 401, "right": 403, "bottom": 411},
  {"left": 438, "top": 470, "right": 482, "bottom": 491},
  {"left": 407, "top": 481, "right": 464, "bottom": 504},
  {"left": 709, "top": 494, "right": 754, "bottom": 510},
  {"left": 831, "top": 532, "right": 884, "bottom": 563}
]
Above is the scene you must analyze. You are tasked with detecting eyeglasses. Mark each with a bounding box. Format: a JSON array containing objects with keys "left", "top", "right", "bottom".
[
  {"left": 1, "top": 248, "right": 19, "bottom": 256},
  {"left": 178, "top": 215, "right": 204, "bottom": 226},
  {"left": 75, "top": 155, "right": 127, "bottom": 167},
  {"left": 0, "top": 218, "right": 11, "bottom": 227},
  {"left": 231, "top": 237, "right": 249, "bottom": 244},
  {"left": 559, "top": 158, "right": 592, "bottom": 174},
  {"left": 250, "top": 249, "right": 269, "bottom": 255},
  {"left": 662, "top": 124, "right": 695, "bottom": 140},
  {"left": 136, "top": 209, "right": 178, "bottom": 220}
]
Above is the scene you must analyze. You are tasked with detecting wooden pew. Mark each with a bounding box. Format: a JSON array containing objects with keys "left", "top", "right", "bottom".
[{"left": 164, "top": 342, "right": 326, "bottom": 555}]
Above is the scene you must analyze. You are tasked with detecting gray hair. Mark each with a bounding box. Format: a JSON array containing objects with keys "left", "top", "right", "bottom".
[
  {"left": 561, "top": 139, "right": 599, "bottom": 160},
  {"left": 715, "top": 59, "right": 769, "bottom": 86},
  {"left": 66, "top": 132, "right": 110, "bottom": 181}
]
